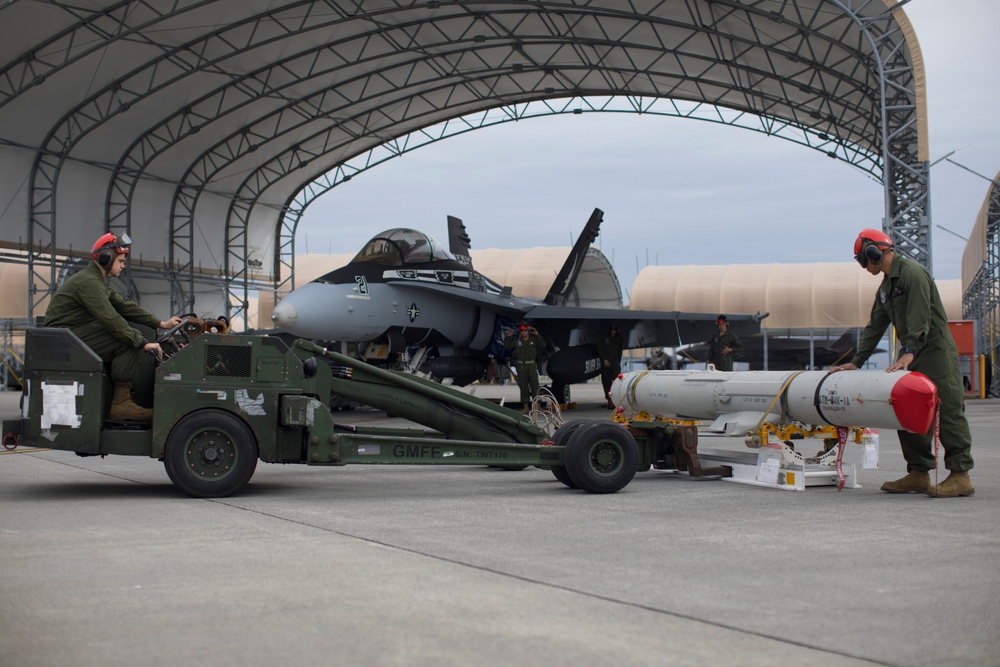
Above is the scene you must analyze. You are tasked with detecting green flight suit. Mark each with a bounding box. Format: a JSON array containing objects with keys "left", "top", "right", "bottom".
[
  {"left": 504, "top": 331, "right": 545, "bottom": 404},
  {"left": 44, "top": 262, "right": 162, "bottom": 383},
  {"left": 597, "top": 330, "right": 624, "bottom": 401},
  {"left": 708, "top": 329, "right": 742, "bottom": 371},
  {"left": 851, "top": 255, "right": 974, "bottom": 473}
]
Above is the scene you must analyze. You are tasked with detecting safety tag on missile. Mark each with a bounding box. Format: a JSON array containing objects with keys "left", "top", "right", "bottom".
[
  {"left": 862, "top": 442, "right": 879, "bottom": 469},
  {"left": 756, "top": 449, "right": 781, "bottom": 485},
  {"left": 861, "top": 429, "right": 879, "bottom": 469}
]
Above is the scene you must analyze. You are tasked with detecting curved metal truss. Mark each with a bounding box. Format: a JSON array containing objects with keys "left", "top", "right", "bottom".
[
  {"left": 838, "top": 0, "right": 930, "bottom": 269},
  {"left": 273, "top": 94, "right": 882, "bottom": 306},
  {"left": 0, "top": 1, "right": 932, "bottom": 330},
  {"left": 962, "top": 179, "right": 1000, "bottom": 396}
]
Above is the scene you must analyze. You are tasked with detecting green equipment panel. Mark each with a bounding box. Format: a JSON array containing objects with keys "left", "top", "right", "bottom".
[{"left": 21, "top": 328, "right": 107, "bottom": 453}]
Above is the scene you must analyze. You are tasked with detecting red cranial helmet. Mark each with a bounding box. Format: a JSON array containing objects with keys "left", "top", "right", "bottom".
[
  {"left": 853, "top": 228, "right": 893, "bottom": 267},
  {"left": 91, "top": 232, "right": 132, "bottom": 266}
]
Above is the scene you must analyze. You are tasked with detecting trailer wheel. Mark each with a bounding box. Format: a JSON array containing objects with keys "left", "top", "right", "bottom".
[
  {"left": 563, "top": 421, "right": 637, "bottom": 494},
  {"left": 164, "top": 410, "right": 258, "bottom": 498},
  {"left": 550, "top": 419, "right": 594, "bottom": 489}
]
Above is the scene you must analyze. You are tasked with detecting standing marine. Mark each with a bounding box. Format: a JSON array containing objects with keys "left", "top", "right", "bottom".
[
  {"left": 504, "top": 323, "right": 546, "bottom": 412},
  {"left": 707, "top": 315, "right": 743, "bottom": 371},
  {"left": 596, "top": 324, "right": 624, "bottom": 408},
  {"left": 828, "top": 228, "right": 974, "bottom": 497}
]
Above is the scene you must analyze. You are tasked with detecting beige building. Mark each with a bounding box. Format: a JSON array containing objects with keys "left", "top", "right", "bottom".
[{"left": 628, "top": 263, "right": 963, "bottom": 329}]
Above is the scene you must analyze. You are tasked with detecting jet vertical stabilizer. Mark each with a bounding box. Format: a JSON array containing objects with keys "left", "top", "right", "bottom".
[
  {"left": 544, "top": 208, "right": 604, "bottom": 306},
  {"left": 448, "top": 215, "right": 473, "bottom": 266}
]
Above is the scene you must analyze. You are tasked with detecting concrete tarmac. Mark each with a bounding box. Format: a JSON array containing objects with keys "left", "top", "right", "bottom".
[{"left": 1, "top": 382, "right": 998, "bottom": 667}]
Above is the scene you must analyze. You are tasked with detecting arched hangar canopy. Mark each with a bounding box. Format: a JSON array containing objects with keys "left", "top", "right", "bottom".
[
  {"left": 961, "top": 170, "right": 1000, "bottom": 360},
  {"left": 962, "top": 169, "right": 1000, "bottom": 287},
  {"left": 0, "top": 1, "right": 928, "bottom": 322}
]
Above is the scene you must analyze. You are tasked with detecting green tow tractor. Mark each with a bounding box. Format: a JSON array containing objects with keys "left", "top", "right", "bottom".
[{"left": 2, "top": 325, "right": 640, "bottom": 497}]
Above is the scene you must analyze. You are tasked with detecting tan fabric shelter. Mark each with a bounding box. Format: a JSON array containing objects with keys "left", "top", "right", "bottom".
[
  {"left": 471, "top": 248, "right": 622, "bottom": 307},
  {"left": 0, "top": 263, "right": 46, "bottom": 319},
  {"left": 629, "top": 263, "right": 962, "bottom": 330},
  {"left": 962, "top": 170, "right": 1000, "bottom": 288}
]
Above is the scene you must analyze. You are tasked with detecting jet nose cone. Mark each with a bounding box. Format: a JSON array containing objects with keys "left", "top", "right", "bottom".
[{"left": 271, "top": 299, "right": 298, "bottom": 330}]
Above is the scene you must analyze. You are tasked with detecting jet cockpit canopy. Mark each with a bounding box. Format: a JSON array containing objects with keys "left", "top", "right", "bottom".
[{"left": 351, "top": 228, "right": 456, "bottom": 266}]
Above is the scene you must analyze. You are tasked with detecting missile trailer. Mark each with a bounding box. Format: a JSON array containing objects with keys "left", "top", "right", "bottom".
[{"left": 2, "top": 327, "right": 640, "bottom": 497}]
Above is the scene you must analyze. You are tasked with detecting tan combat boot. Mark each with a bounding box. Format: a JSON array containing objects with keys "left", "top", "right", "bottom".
[
  {"left": 926, "top": 471, "right": 975, "bottom": 498},
  {"left": 110, "top": 382, "right": 153, "bottom": 423},
  {"left": 880, "top": 471, "right": 930, "bottom": 494}
]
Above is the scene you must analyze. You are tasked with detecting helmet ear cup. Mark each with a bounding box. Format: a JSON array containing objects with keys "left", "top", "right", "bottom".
[
  {"left": 97, "top": 248, "right": 113, "bottom": 267},
  {"left": 864, "top": 243, "right": 883, "bottom": 265}
]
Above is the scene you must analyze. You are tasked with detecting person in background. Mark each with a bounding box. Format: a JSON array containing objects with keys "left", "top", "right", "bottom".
[
  {"left": 597, "top": 323, "right": 624, "bottom": 408},
  {"left": 828, "top": 228, "right": 974, "bottom": 497},
  {"left": 504, "top": 323, "right": 545, "bottom": 413},
  {"left": 708, "top": 315, "right": 742, "bottom": 371},
  {"left": 44, "top": 232, "right": 182, "bottom": 422}
]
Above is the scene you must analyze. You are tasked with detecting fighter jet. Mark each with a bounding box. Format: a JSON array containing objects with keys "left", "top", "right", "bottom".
[{"left": 271, "top": 208, "right": 763, "bottom": 400}]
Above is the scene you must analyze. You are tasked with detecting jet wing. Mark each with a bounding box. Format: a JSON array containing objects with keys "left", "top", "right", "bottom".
[
  {"left": 520, "top": 305, "right": 764, "bottom": 349},
  {"left": 383, "top": 279, "right": 764, "bottom": 349}
]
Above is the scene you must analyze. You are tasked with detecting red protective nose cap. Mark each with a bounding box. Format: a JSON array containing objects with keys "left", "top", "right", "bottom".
[{"left": 889, "top": 372, "right": 938, "bottom": 434}]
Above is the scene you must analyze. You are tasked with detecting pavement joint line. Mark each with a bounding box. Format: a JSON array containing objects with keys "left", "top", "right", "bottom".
[
  {"left": 8, "top": 451, "right": 162, "bottom": 486},
  {"left": 20, "top": 446, "right": 900, "bottom": 665},
  {"left": 209, "top": 497, "right": 902, "bottom": 667}
]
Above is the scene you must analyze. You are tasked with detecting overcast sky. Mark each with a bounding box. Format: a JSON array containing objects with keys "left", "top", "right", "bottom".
[{"left": 296, "top": 0, "right": 999, "bottom": 301}]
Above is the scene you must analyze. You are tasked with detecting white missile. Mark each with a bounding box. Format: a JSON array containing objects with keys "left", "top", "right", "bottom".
[{"left": 609, "top": 369, "right": 938, "bottom": 435}]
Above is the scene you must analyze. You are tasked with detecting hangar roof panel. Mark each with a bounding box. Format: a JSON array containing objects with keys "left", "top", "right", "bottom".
[{"left": 0, "top": 0, "right": 935, "bottom": 323}]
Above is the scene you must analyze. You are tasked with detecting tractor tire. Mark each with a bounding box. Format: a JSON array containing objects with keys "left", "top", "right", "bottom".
[{"left": 164, "top": 409, "right": 258, "bottom": 498}]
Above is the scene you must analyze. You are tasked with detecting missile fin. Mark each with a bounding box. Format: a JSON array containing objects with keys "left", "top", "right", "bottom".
[{"left": 704, "top": 411, "right": 780, "bottom": 436}]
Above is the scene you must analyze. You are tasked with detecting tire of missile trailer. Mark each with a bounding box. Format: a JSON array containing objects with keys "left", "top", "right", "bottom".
[
  {"left": 549, "top": 419, "right": 597, "bottom": 489},
  {"left": 163, "top": 409, "right": 259, "bottom": 498},
  {"left": 562, "top": 420, "right": 638, "bottom": 494}
]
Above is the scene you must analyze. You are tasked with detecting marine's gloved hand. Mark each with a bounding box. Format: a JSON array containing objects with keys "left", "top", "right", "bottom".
[{"left": 143, "top": 341, "right": 164, "bottom": 361}]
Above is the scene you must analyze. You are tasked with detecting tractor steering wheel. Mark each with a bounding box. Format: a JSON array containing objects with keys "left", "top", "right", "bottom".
[
  {"left": 156, "top": 317, "right": 193, "bottom": 343},
  {"left": 154, "top": 315, "right": 196, "bottom": 360}
]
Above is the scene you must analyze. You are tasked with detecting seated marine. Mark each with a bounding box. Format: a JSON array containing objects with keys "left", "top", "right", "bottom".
[{"left": 43, "top": 232, "right": 182, "bottom": 422}]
